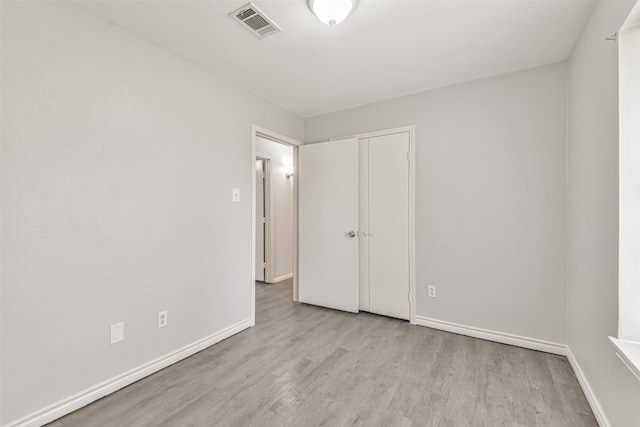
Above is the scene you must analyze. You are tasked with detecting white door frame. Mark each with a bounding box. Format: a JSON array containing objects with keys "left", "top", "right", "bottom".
[
  {"left": 251, "top": 125, "right": 302, "bottom": 326},
  {"left": 331, "top": 125, "right": 417, "bottom": 325}
]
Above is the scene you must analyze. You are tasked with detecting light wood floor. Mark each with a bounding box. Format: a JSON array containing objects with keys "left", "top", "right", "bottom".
[{"left": 51, "top": 279, "right": 596, "bottom": 426}]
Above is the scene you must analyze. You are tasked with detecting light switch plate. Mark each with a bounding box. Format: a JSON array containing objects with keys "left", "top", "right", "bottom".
[{"left": 232, "top": 188, "right": 240, "bottom": 203}]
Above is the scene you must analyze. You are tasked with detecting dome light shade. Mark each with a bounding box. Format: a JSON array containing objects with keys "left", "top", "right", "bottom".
[{"left": 309, "top": 0, "right": 354, "bottom": 27}]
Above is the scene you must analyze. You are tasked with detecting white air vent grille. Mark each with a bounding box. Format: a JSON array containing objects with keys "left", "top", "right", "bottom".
[{"left": 230, "top": 3, "right": 282, "bottom": 39}]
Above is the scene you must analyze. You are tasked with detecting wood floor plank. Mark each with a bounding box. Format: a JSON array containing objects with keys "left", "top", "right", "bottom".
[{"left": 53, "top": 280, "right": 596, "bottom": 426}]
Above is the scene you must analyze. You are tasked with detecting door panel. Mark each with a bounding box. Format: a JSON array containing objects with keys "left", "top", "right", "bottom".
[
  {"left": 358, "top": 139, "right": 370, "bottom": 311},
  {"left": 255, "top": 159, "right": 265, "bottom": 281},
  {"left": 369, "top": 132, "right": 410, "bottom": 320},
  {"left": 299, "top": 139, "right": 359, "bottom": 313}
]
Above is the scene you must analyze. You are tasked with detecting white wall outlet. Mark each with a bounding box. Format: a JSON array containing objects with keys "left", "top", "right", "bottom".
[
  {"left": 110, "top": 322, "right": 124, "bottom": 344},
  {"left": 428, "top": 285, "right": 437, "bottom": 298},
  {"left": 232, "top": 188, "right": 240, "bottom": 203},
  {"left": 158, "top": 310, "right": 168, "bottom": 328}
]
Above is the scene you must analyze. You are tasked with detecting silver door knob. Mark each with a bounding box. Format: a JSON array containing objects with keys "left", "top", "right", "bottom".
[{"left": 348, "top": 231, "right": 358, "bottom": 238}]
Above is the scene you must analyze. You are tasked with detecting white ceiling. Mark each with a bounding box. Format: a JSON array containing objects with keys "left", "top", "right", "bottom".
[{"left": 81, "top": 0, "right": 595, "bottom": 118}]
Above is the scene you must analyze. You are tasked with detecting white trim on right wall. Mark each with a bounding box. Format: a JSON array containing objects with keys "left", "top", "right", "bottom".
[
  {"left": 566, "top": 348, "right": 611, "bottom": 427},
  {"left": 414, "top": 315, "right": 567, "bottom": 355},
  {"left": 414, "top": 316, "right": 610, "bottom": 427}
]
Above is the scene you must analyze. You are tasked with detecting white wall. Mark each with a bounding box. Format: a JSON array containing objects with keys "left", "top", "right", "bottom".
[
  {"left": 306, "top": 63, "right": 568, "bottom": 345},
  {"left": 566, "top": 1, "right": 640, "bottom": 425},
  {"left": 255, "top": 137, "right": 294, "bottom": 281},
  {"left": 0, "top": 2, "right": 303, "bottom": 424}
]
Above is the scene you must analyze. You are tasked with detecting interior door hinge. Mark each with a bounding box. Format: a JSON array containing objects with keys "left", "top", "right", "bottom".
[
  {"left": 262, "top": 217, "right": 266, "bottom": 224},
  {"left": 407, "top": 152, "right": 411, "bottom": 162},
  {"left": 407, "top": 292, "right": 411, "bottom": 302}
]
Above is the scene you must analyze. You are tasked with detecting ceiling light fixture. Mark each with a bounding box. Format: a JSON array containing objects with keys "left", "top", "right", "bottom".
[{"left": 308, "top": 0, "right": 355, "bottom": 27}]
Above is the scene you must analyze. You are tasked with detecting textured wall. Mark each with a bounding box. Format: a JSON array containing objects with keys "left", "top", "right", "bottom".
[
  {"left": 0, "top": 2, "right": 303, "bottom": 423},
  {"left": 306, "top": 63, "right": 568, "bottom": 345}
]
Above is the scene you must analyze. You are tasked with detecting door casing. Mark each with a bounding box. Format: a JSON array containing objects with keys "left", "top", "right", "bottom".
[{"left": 251, "top": 126, "right": 302, "bottom": 326}]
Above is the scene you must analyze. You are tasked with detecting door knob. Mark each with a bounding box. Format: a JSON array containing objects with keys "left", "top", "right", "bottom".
[{"left": 348, "top": 231, "right": 358, "bottom": 238}]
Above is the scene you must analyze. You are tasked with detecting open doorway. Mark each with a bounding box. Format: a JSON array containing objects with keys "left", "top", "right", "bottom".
[
  {"left": 255, "top": 139, "right": 294, "bottom": 284},
  {"left": 251, "top": 126, "right": 301, "bottom": 325}
]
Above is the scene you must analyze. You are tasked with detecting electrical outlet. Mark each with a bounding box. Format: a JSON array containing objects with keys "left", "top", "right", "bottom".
[
  {"left": 428, "top": 285, "right": 437, "bottom": 298},
  {"left": 158, "top": 311, "right": 168, "bottom": 328},
  {"left": 110, "top": 322, "right": 124, "bottom": 344}
]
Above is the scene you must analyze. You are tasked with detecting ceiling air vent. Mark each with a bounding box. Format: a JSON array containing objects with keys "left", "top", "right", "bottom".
[{"left": 230, "top": 3, "right": 282, "bottom": 39}]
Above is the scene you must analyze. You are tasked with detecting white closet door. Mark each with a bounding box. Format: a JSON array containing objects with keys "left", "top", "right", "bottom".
[
  {"left": 299, "top": 139, "right": 359, "bottom": 313},
  {"left": 369, "top": 132, "right": 410, "bottom": 320}
]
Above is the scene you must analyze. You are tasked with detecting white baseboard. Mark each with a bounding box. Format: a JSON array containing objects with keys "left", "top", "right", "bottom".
[
  {"left": 414, "top": 315, "right": 568, "bottom": 356},
  {"left": 414, "top": 316, "right": 609, "bottom": 426},
  {"left": 5, "top": 314, "right": 608, "bottom": 427},
  {"left": 566, "top": 348, "right": 610, "bottom": 427},
  {"left": 4, "top": 318, "right": 253, "bottom": 427},
  {"left": 271, "top": 273, "right": 293, "bottom": 283}
]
